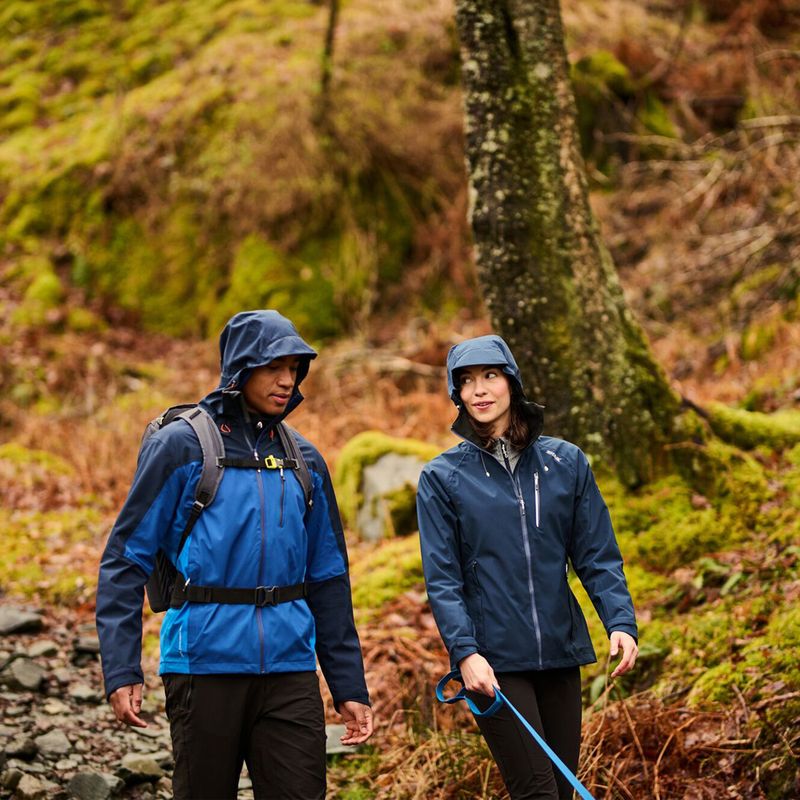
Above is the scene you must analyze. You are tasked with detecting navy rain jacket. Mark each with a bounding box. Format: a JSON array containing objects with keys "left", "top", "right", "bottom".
[
  {"left": 96, "top": 310, "right": 369, "bottom": 709},
  {"left": 416, "top": 335, "right": 637, "bottom": 672}
]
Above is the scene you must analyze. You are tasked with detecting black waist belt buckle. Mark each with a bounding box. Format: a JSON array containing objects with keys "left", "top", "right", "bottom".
[{"left": 255, "top": 585, "right": 278, "bottom": 607}]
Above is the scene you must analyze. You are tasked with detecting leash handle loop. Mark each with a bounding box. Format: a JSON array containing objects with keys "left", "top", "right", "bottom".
[{"left": 435, "top": 671, "right": 595, "bottom": 800}]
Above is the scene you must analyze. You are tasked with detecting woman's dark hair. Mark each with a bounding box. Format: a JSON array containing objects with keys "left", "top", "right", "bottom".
[{"left": 464, "top": 381, "right": 531, "bottom": 450}]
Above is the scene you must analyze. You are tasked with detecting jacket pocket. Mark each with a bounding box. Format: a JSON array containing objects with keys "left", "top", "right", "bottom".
[
  {"left": 162, "top": 674, "right": 193, "bottom": 722},
  {"left": 469, "top": 561, "right": 486, "bottom": 646},
  {"left": 566, "top": 587, "right": 590, "bottom": 653}
]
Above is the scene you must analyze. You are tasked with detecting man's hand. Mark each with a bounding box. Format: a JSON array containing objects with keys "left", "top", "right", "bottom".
[
  {"left": 339, "top": 701, "right": 374, "bottom": 745},
  {"left": 609, "top": 631, "right": 638, "bottom": 679},
  {"left": 109, "top": 683, "right": 148, "bottom": 728},
  {"left": 459, "top": 652, "right": 497, "bottom": 697}
]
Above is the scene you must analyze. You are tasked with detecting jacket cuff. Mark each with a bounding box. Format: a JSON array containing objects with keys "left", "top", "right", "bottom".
[
  {"left": 333, "top": 691, "right": 372, "bottom": 711},
  {"left": 104, "top": 669, "right": 144, "bottom": 700},
  {"left": 450, "top": 640, "right": 479, "bottom": 668},
  {"left": 608, "top": 624, "right": 638, "bottom": 643}
]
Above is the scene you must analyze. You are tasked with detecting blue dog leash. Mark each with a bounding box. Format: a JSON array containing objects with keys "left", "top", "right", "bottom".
[{"left": 436, "top": 671, "right": 595, "bottom": 800}]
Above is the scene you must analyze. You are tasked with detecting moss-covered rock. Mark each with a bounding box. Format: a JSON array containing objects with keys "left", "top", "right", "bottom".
[
  {"left": 349, "top": 535, "right": 424, "bottom": 619},
  {"left": 706, "top": 402, "right": 800, "bottom": 451},
  {"left": 334, "top": 431, "right": 440, "bottom": 540}
]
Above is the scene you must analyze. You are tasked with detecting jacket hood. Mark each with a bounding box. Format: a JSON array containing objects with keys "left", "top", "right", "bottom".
[
  {"left": 202, "top": 310, "right": 317, "bottom": 422},
  {"left": 447, "top": 334, "right": 544, "bottom": 443},
  {"left": 446, "top": 335, "right": 524, "bottom": 404}
]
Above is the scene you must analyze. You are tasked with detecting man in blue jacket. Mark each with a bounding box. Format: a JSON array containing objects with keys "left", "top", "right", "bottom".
[{"left": 96, "top": 310, "right": 372, "bottom": 800}]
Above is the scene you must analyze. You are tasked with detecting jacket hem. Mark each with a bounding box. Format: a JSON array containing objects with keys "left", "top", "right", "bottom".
[
  {"left": 159, "top": 658, "right": 318, "bottom": 675},
  {"left": 484, "top": 649, "right": 597, "bottom": 672}
]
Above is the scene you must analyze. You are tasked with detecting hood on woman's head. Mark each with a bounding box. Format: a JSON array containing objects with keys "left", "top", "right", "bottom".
[{"left": 446, "top": 335, "right": 524, "bottom": 406}]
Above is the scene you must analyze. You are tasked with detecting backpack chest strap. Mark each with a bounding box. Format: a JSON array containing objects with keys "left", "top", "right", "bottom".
[{"left": 216, "top": 456, "right": 299, "bottom": 470}]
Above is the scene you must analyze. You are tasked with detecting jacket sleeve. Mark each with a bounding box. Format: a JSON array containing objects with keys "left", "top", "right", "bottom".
[
  {"left": 95, "top": 435, "right": 191, "bottom": 699},
  {"left": 569, "top": 450, "right": 638, "bottom": 641},
  {"left": 304, "top": 461, "right": 370, "bottom": 710},
  {"left": 416, "top": 466, "right": 479, "bottom": 667}
]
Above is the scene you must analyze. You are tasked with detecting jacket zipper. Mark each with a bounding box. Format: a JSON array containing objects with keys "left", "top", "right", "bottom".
[
  {"left": 534, "top": 471, "right": 541, "bottom": 528},
  {"left": 500, "top": 441, "right": 543, "bottom": 667},
  {"left": 244, "top": 421, "right": 268, "bottom": 674},
  {"left": 279, "top": 467, "right": 285, "bottom": 527}
]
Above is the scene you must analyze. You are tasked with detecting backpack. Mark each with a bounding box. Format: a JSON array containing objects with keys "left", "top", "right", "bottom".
[{"left": 142, "top": 405, "right": 313, "bottom": 613}]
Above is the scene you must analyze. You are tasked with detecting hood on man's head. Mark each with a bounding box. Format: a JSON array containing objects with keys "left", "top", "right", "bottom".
[
  {"left": 218, "top": 310, "right": 318, "bottom": 389},
  {"left": 446, "top": 334, "right": 524, "bottom": 406}
]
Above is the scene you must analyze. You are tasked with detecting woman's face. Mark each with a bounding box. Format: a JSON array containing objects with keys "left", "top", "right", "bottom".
[{"left": 458, "top": 364, "right": 511, "bottom": 437}]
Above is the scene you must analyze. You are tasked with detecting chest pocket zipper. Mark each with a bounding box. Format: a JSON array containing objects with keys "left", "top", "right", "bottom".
[{"left": 534, "top": 471, "right": 541, "bottom": 528}]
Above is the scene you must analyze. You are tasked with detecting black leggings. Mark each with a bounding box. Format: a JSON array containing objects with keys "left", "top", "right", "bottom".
[{"left": 470, "top": 667, "right": 582, "bottom": 800}]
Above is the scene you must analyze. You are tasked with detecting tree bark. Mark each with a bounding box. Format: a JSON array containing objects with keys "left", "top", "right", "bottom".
[{"left": 454, "top": 0, "right": 679, "bottom": 486}]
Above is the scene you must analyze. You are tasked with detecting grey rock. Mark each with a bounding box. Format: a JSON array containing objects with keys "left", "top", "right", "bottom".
[
  {"left": 6, "top": 760, "right": 45, "bottom": 774},
  {"left": 14, "top": 773, "right": 59, "bottom": 799},
  {"left": 0, "top": 724, "right": 17, "bottom": 736},
  {"left": 3, "top": 704, "right": 29, "bottom": 717},
  {"left": 116, "top": 753, "right": 163, "bottom": 783},
  {"left": 55, "top": 757, "right": 80, "bottom": 770},
  {"left": 1, "top": 658, "right": 45, "bottom": 692},
  {"left": 53, "top": 668, "right": 72, "bottom": 685},
  {"left": 72, "top": 637, "right": 100, "bottom": 655},
  {"left": 1, "top": 768, "right": 23, "bottom": 790},
  {"left": 34, "top": 729, "right": 71, "bottom": 757},
  {"left": 42, "top": 699, "right": 71, "bottom": 715},
  {"left": 356, "top": 452, "right": 426, "bottom": 541},
  {"left": 0, "top": 609, "right": 43, "bottom": 636},
  {"left": 147, "top": 750, "right": 174, "bottom": 770},
  {"left": 67, "top": 771, "right": 124, "bottom": 800},
  {"left": 5, "top": 736, "right": 36, "bottom": 760},
  {"left": 27, "top": 640, "right": 58, "bottom": 659},
  {"left": 68, "top": 684, "right": 101, "bottom": 704},
  {"left": 325, "top": 723, "right": 352, "bottom": 755}
]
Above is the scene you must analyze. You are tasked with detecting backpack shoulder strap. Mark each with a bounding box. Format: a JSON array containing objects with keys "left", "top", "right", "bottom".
[
  {"left": 170, "top": 407, "right": 225, "bottom": 558},
  {"left": 177, "top": 406, "right": 225, "bottom": 508},
  {"left": 276, "top": 422, "right": 313, "bottom": 507}
]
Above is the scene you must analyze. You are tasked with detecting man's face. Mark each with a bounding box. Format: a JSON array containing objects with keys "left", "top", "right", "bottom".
[{"left": 242, "top": 356, "right": 301, "bottom": 416}]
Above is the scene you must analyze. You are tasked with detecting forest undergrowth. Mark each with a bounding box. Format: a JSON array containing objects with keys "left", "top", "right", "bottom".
[{"left": 1, "top": 0, "right": 800, "bottom": 797}]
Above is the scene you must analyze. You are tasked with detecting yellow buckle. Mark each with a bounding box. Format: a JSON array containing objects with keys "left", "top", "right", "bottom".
[{"left": 264, "top": 455, "right": 279, "bottom": 469}]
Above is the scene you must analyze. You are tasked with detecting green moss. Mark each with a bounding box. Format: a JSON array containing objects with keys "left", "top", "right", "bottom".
[
  {"left": 383, "top": 482, "right": 420, "bottom": 539},
  {"left": 350, "top": 536, "right": 424, "bottom": 619},
  {"left": 740, "top": 318, "right": 781, "bottom": 361},
  {"left": 689, "top": 603, "right": 800, "bottom": 707},
  {"left": 209, "top": 234, "right": 340, "bottom": 341},
  {"left": 707, "top": 403, "right": 800, "bottom": 451},
  {"left": 66, "top": 305, "right": 107, "bottom": 333},
  {"left": 0, "top": 442, "right": 74, "bottom": 476},
  {"left": 0, "top": 508, "right": 104, "bottom": 605},
  {"left": 334, "top": 431, "right": 440, "bottom": 528}
]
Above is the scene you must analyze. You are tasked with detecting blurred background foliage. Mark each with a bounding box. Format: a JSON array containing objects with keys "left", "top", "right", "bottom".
[{"left": 1, "top": 0, "right": 800, "bottom": 797}]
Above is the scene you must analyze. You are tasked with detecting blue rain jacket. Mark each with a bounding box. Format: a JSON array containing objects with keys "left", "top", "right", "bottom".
[
  {"left": 96, "top": 311, "right": 369, "bottom": 708},
  {"left": 416, "top": 335, "right": 637, "bottom": 672}
]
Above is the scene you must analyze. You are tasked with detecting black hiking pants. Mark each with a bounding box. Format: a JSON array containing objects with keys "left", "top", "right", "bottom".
[
  {"left": 470, "top": 667, "right": 582, "bottom": 800},
  {"left": 163, "top": 671, "right": 326, "bottom": 800}
]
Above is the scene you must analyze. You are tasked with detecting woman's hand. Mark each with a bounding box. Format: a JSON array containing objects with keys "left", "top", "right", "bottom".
[
  {"left": 459, "top": 653, "right": 497, "bottom": 696},
  {"left": 609, "top": 631, "right": 638, "bottom": 678}
]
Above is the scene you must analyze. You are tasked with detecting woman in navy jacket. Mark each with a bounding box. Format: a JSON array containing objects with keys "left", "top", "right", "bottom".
[{"left": 417, "top": 335, "right": 638, "bottom": 800}]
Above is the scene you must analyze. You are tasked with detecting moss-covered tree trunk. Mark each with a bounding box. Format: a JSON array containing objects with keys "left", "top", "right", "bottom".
[{"left": 454, "top": 0, "right": 679, "bottom": 486}]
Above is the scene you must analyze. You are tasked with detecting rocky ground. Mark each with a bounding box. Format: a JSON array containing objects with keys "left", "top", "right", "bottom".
[
  {"left": 0, "top": 604, "right": 178, "bottom": 800},
  {"left": 0, "top": 604, "right": 354, "bottom": 800}
]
